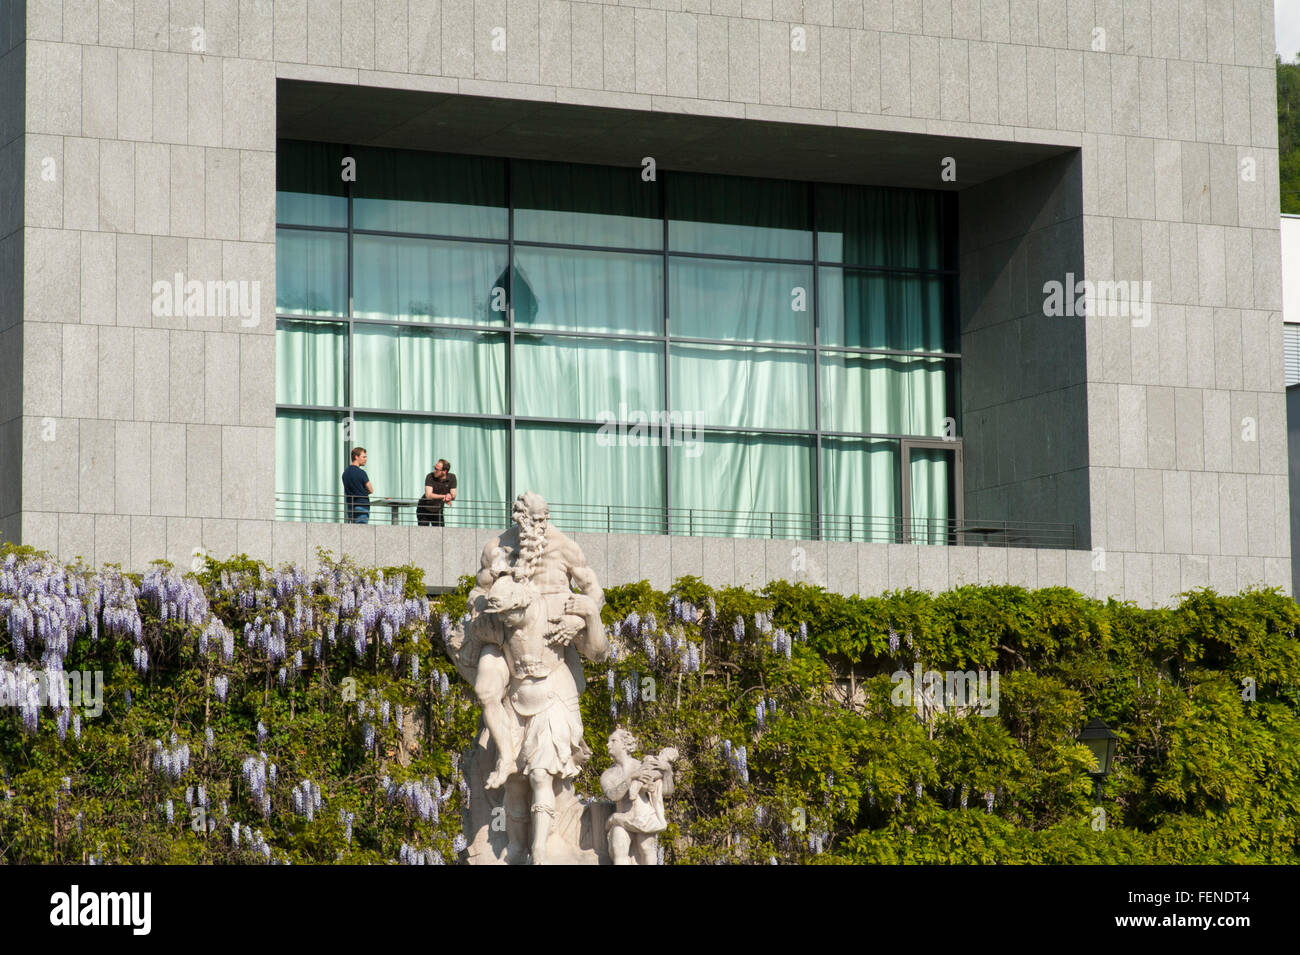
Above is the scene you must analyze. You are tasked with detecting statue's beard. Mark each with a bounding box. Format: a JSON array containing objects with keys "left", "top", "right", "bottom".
[{"left": 513, "top": 514, "right": 548, "bottom": 581}]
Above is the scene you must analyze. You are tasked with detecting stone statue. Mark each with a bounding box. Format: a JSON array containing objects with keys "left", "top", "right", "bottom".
[
  {"left": 446, "top": 491, "right": 609, "bottom": 865},
  {"left": 600, "top": 729, "right": 678, "bottom": 865}
]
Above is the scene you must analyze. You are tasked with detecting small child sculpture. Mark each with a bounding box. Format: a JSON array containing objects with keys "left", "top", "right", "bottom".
[{"left": 600, "top": 728, "right": 678, "bottom": 865}]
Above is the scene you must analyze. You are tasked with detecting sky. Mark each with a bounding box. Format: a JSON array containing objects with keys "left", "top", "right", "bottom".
[{"left": 1280, "top": 3, "right": 1300, "bottom": 62}]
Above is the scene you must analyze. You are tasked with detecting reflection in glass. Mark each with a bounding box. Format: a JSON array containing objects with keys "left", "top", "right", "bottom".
[
  {"left": 276, "top": 140, "right": 347, "bottom": 227},
  {"left": 513, "top": 158, "right": 662, "bottom": 248},
  {"left": 515, "top": 424, "right": 665, "bottom": 534},
  {"left": 821, "top": 437, "right": 900, "bottom": 542},
  {"left": 352, "top": 325, "right": 506, "bottom": 415},
  {"left": 276, "top": 320, "right": 346, "bottom": 407},
  {"left": 670, "top": 257, "right": 813, "bottom": 344},
  {"left": 672, "top": 343, "right": 813, "bottom": 431},
  {"left": 669, "top": 171, "right": 811, "bottom": 260},
  {"left": 820, "top": 353, "right": 952, "bottom": 437},
  {"left": 818, "top": 269, "right": 951, "bottom": 351},
  {"left": 276, "top": 229, "right": 346, "bottom": 316},
  {"left": 353, "top": 147, "right": 507, "bottom": 238},
  {"left": 353, "top": 235, "right": 508, "bottom": 325},
  {"left": 514, "top": 335, "right": 663, "bottom": 419},
  {"left": 671, "top": 431, "right": 814, "bottom": 538},
  {"left": 512, "top": 248, "right": 663, "bottom": 335}
]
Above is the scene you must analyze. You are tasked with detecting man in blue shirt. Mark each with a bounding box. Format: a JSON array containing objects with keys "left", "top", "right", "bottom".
[{"left": 342, "top": 447, "right": 373, "bottom": 523}]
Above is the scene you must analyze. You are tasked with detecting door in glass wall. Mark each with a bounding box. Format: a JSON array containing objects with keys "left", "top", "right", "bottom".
[{"left": 901, "top": 440, "right": 961, "bottom": 545}]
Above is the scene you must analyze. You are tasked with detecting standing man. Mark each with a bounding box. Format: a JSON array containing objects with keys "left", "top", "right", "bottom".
[
  {"left": 418, "top": 459, "right": 457, "bottom": 527},
  {"left": 342, "top": 447, "right": 373, "bottom": 523}
]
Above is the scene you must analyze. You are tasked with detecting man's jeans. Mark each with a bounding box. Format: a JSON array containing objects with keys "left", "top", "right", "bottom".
[{"left": 349, "top": 505, "right": 370, "bottom": 524}]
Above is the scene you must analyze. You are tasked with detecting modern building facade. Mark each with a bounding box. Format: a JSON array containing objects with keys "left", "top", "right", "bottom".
[{"left": 0, "top": 0, "right": 1289, "bottom": 606}]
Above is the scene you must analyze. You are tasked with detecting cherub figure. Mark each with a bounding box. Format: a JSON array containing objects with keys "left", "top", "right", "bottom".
[{"left": 600, "top": 729, "right": 678, "bottom": 865}]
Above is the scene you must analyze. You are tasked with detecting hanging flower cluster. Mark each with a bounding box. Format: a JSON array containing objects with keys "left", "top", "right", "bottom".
[
  {"left": 339, "top": 809, "right": 355, "bottom": 845},
  {"left": 384, "top": 775, "right": 449, "bottom": 824},
  {"left": 399, "top": 843, "right": 444, "bottom": 865},
  {"left": 722, "top": 739, "right": 749, "bottom": 783},
  {"left": 151, "top": 734, "right": 191, "bottom": 782},
  {"left": 241, "top": 752, "right": 275, "bottom": 817},
  {"left": 0, "top": 555, "right": 142, "bottom": 670},
  {"left": 290, "top": 779, "right": 322, "bottom": 821}
]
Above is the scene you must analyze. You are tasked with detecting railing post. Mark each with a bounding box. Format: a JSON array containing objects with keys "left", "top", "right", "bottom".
[{"left": 607, "top": 505, "right": 611, "bottom": 534}]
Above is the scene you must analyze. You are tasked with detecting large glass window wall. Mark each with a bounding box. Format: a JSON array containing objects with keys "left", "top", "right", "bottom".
[{"left": 275, "top": 140, "right": 960, "bottom": 541}]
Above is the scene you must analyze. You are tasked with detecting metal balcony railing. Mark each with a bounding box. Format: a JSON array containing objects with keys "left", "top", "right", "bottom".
[{"left": 275, "top": 493, "right": 1076, "bottom": 549}]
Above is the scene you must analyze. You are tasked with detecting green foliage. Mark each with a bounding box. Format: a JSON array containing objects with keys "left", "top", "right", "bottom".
[
  {"left": 2, "top": 544, "right": 1299, "bottom": 864},
  {"left": 1280, "top": 56, "right": 1300, "bottom": 213}
]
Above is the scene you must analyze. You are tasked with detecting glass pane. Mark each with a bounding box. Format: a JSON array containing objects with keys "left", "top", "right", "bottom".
[
  {"left": 514, "top": 424, "right": 665, "bottom": 534},
  {"left": 276, "top": 320, "right": 346, "bottom": 406},
  {"left": 818, "top": 269, "right": 952, "bottom": 351},
  {"left": 821, "top": 353, "right": 954, "bottom": 436},
  {"left": 275, "top": 411, "right": 347, "bottom": 523},
  {"left": 352, "top": 325, "right": 506, "bottom": 415},
  {"left": 908, "top": 448, "right": 952, "bottom": 544},
  {"left": 353, "top": 147, "right": 507, "bottom": 238},
  {"left": 816, "top": 184, "right": 945, "bottom": 270},
  {"left": 276, "top": 140, "right": 347, "bottom": 227},
  {"left": 353, "top": 235, "right": 508, "bottom": 325},
  {"left": 276, "top": 229, "right": 346, "bottom": 316},
  {"left": 670, "top": 431, "right": 814, "bottom": 538},
  {"left": 513, "top": 158, "right": 662, "bottom": 248},
  {"left": 671, "top": 343, "right": 813, "bottom": 430},
  {"left": 352, "top": 415, "right": 508, "bottom": 523},
  {"left": 514, "top": 334, "right": 663, "bottom": 420},
  {"left": 821, "top": 438, "right": 900, "bottom": 543},
  {"left": 668, "top": 171, "right": 811, "bottom": 260},
  {"left": 512, "top": 248, "right": 662, "bottom": 335},
  {"left": 671, "top": 257, "right": 813, "bottom": 345}
]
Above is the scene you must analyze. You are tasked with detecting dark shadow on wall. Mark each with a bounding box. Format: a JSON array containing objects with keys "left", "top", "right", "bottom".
[{"left": 957, "top": 151, "right": 1090, "bottom": 547}]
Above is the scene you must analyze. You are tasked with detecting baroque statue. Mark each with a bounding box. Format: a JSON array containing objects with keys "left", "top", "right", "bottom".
[
  {"left": 445, "top": 491, "right": 609, "bottom": 864},
  {"left": 601, "top": 729, "right": 678, "bottom": 865}
]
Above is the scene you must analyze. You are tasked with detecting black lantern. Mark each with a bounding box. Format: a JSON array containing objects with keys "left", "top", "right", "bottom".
[{"left": 1079, "top": 717, "right": 1118, "bottom": 798}]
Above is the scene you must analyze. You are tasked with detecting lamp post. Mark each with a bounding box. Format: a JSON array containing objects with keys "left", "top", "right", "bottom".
[{"left": 1079, "top": 717, "right": 1118, "bottom": 801}]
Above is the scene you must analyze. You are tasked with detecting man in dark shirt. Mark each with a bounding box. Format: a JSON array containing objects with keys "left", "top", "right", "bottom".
[
  {"left": 417, "top": 459, "right": 457, "bottom": 527},
  {"left": 342, "top": 447, "right": 373, "bottom": 523}
]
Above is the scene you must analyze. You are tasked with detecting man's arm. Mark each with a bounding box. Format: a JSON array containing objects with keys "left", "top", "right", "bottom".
[
  {"left": 425, "top": 484, "right": 435, "bottom": 499},
  {"left": 446, "top": 477, "right": 457, "bottom": 503}
]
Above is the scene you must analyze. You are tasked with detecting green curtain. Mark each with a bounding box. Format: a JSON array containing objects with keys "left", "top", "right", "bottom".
[
  {"left": 514, "top": 423, "right": 665, "bottom": 533},
  {"left": 820, "top": 353, "right": 951, "bottom": 436},
  {"left": 908, "top": 448, "right": 951, "bottom": 544},
  {"left": 353, "top": 235, "right": 507, "bottom": 325},
  {"left": 821, "top": 438, "right": 900, "bottom": 542},
  {"left": 671, "top": 343, "right": 813, "bottom": 430},
  {"left": 276, "top": 229, "right": 346, "bottom": 316},
  {"left": 815, "top": 184, "right": 945, "bottom": 269},
  {"left": 352, "top": 415, "right": 507, "bottom": 519},
  {"left": 670, "top": 431, "right": 814, "bottom": 538},
  {"left": 512, "top": 247, "right": 662, "bottom": 335},
  {"left": 512, "top": 158, "right": 661, "bottom": 248},
  {"left": 275, "top": 411, "right": 347, "bottom": 522},
  {"left": 819, "top": 269, "right": 949, "bottom": 351},
  {"left": 514, "top": 334, "right": 662, "bottom": 419},
  {"left": 276, "top": 140, "right": 347, "bottom": 227},
  {"left": 668, "top": 171, "right": 811, "bottom": 260},
  {"left": 670, "top": 257, "right": 813, "bottom": 344},
  {"left": 352, "top": 146, "right": 506, "bottom": 238},
  {"left": 351, "top": 325, "right": 506, "bottom": 415},
  {"left": 276, "top": 320, "right": 346, "bottom": 406}
]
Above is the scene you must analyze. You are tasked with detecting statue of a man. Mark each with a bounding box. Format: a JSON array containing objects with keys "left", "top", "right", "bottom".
[
  {"left": 449, "top": 491, "right": 609, "bottom": 864},
  {"left": 467, "top": 492, "right": 606, "bottom": 789}
]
